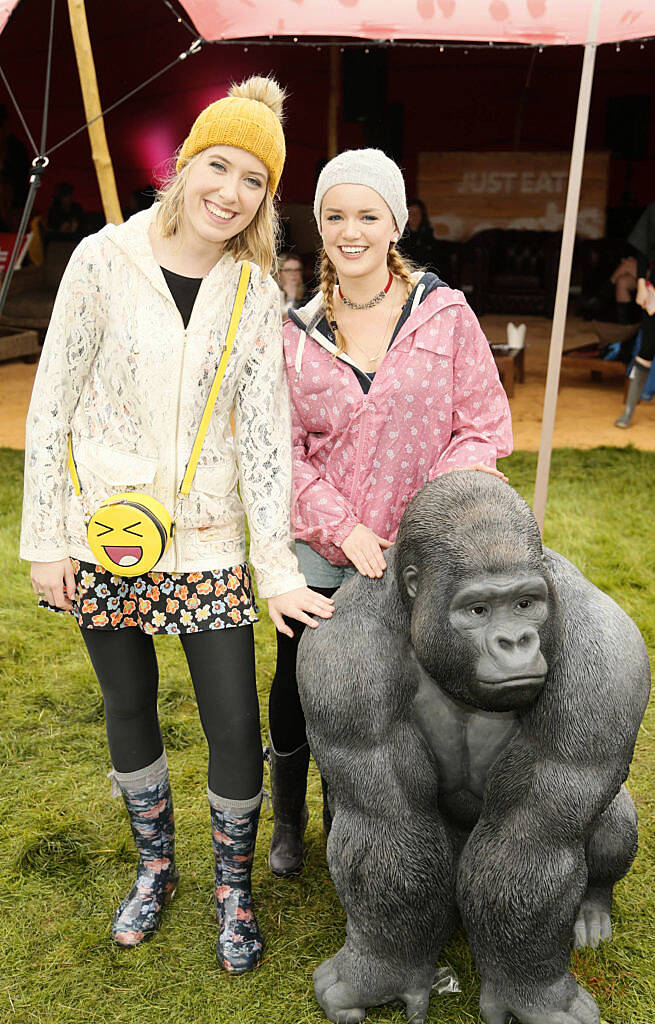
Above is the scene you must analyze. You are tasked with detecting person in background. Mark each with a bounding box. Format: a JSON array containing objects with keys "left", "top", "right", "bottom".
[
  {"left": 47, "top": 182, "right": 84, "bottom": 235},
  {"left": 401, "top": 197, "right": 440, "bottom": 274},
  {"left": 615, "top": 201, "right": 655, "bottom": 428},
  {"left": 266, "top": 149, "right": 512, "bottom": 878},
  {"left": 276, "top": 251, "right": 305, "bottom": 319},
  {"left": 21, "top": 76, "right": 332, "bottom": 974}
]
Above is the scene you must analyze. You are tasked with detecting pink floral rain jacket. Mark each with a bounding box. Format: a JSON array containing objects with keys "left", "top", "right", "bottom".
[{"left": 283, "top": 278, "right": 513, "bottom": 566}]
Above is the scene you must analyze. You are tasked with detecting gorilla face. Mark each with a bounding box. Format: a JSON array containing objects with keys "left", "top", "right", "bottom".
[{"left": 404, "top": 567, "right": 554, "bottom": 712}]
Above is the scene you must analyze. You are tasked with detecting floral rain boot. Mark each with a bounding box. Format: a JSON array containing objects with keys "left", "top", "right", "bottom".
[
  {"left": 209, "top": 792, "right": 263, "bottom": 973},
  {"left": 110, "top": 753, "right": 179, "bottom": 947}
]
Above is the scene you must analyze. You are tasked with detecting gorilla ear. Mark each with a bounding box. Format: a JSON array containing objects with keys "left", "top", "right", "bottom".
[{"left": 402, "top": 564, "right": 419, "bottom": 600}]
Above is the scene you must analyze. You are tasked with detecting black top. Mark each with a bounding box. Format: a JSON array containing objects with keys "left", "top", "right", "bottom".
[{"left": 161, "top": 266, "right": 203, "bottom": 328}]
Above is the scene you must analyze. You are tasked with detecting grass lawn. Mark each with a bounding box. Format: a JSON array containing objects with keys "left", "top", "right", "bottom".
[{"left": 1, "top": 446, "right": 653, "bottom": 1024}]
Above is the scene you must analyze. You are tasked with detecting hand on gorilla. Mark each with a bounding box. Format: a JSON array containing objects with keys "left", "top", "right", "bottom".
[
  {"left": 340, "top": 524, "right": 393, "bottom": 578},
  {"left": 480, "top": 974, "right": 601, "bottom": 1024}
]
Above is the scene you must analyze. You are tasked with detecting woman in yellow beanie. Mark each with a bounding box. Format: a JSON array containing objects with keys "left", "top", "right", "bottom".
[{"left": 21, "top": 75, "right": 333, "bottom": 973}]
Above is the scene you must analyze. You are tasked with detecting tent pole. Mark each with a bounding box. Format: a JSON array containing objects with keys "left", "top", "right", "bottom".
[
  {"left": 533, "top": 0, "right": 602, "bottom": 531},
  {"left": 328, "top": 44, "right": 341, "bottom": 159},
  {"left": 67, "top": 0, "right": 123, "bottom": 224}
]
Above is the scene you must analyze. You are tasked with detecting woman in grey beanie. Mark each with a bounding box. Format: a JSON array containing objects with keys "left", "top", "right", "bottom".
[{"left": 266, "top": 149, "right": 513, "bottom": 877}]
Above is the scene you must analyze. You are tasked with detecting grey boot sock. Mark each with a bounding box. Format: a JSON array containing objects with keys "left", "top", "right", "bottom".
[{"left": 615, "top": 363, "right": 650, "bottom": 428}]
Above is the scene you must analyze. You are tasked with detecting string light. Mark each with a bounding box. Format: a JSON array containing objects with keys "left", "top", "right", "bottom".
[{"left": 209, "top": 36, "right": 653, "bottom": 52}]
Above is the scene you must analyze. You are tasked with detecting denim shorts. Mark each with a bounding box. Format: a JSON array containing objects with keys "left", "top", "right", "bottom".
[{"left": 295, "top": 540, "right": 358, "bottom": 589}]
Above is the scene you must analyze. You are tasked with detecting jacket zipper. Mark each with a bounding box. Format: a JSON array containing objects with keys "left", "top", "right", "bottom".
[{"left": 172, "top": 327, "right": 187, "bottom": 571}]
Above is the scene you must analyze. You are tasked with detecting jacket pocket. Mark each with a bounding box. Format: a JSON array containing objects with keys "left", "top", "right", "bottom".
[
  {"left": 193, "top": 462, "right": 239, "bottom": 499},
  {"left": 75, "top": 438, "right": 157, "bottom": 488}
]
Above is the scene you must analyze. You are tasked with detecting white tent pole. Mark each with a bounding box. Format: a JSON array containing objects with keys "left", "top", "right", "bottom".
[{"left": 533, "top": 0, "right": 602, "bottom": 532}]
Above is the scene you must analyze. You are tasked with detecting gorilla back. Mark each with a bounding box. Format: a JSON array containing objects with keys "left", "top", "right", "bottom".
[{"left": 297, "top": 472, "right": 650, "bottom": 1024}]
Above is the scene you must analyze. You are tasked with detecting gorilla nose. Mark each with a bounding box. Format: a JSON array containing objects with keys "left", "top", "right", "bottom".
[{"left": 488, "top": 626, "right": 541, "bottom": 666}]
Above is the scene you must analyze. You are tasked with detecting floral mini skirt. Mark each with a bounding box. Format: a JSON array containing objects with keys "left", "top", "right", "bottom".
[{"left": 39, "top": 559, "right": 258, "bottom": 634}]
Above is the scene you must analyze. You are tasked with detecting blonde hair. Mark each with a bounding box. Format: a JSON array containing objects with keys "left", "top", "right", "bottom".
[
  {"left": 320, "top": 246, "right": 419, "bottom": 356},
  {"left": 155, "top": 75, "right": 285, "bottom": 277}
]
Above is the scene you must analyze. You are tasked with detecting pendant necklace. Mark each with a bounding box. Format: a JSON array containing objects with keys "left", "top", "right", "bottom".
[
  {"left": 344, "top": 292, "right": 398, "bottom": 367},
  {"left": 338, "top": 271, "right": 393, "bottom": 310}
]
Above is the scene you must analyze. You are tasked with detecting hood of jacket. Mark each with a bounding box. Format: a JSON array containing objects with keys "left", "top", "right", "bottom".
[
  {"left": 98, "top": 205, "right": 253, "bottom": 304},
  {"left": 287, "top": 271, "right": 461, "bottom": 378}
]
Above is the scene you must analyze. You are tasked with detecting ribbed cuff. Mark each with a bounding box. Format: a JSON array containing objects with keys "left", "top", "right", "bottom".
[
  {"left": 207, "top": 785, "right": 262, "bottom": 813},
  {"left": 109, "top": 750, "right": 168, "bottom": 796}
]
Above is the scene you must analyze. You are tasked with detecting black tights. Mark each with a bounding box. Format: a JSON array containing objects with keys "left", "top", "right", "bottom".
[
  {"left": 268, "top": 586, "right": 337, "bottom": 754},
  {"left": 637, "top": 313, "right": 655, "bottom": 362},
  {"left": 81, "top": 625, "right": 262, "bottom": 801}
]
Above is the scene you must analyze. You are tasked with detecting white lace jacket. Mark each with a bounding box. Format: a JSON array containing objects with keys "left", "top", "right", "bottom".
[{"left": 20, "top": 206, "right": 305, "bottom": 598}]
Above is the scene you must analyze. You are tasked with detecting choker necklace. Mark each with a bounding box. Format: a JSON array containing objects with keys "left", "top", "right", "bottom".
[{"left": 338, "top": 271, "right": 393, "bottom": 310}]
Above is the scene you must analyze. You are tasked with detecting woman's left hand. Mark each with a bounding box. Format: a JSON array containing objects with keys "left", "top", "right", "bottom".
[
  {"left": 448, "top": 462, "right": 509, "bottom": 483},
  {"left": 268, "top": 587, "right": 335, "bottom": 638},
  {"left": 469, "top": 462, "right": 509, "bottom": 483}
]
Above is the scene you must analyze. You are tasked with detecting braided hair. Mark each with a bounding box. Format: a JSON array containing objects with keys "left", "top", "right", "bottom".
[{"left": 320, "top": 246, "right": 420, "bottom": 356}]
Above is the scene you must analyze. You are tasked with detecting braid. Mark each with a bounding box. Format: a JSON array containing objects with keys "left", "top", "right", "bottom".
[
  {"left": 320, "top": 249, "right": 346, "bottom": 355},
  {"left": 387, "top": 246, "right": 417, "bottom": 298}
]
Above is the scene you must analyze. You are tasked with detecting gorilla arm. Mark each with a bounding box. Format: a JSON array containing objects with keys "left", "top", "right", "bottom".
[
  {"left": 456, "top": 556, "right": 651, "bottom": 1024},
  {"left": 297, "top": 583, "right": 456, "bottom": 1021}
]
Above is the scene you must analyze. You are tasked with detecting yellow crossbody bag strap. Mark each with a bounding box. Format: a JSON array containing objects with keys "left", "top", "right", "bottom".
[
  {"left": 67, "top": 433, "right": 82, "bottom": 496},
  {"left": 178, "top": 260, "right": 251, "bottom": 497}
]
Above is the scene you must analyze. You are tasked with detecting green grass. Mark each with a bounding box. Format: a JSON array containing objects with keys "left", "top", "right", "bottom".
[{"left": 1, "top": 446, "right": 653, "bottom": 1024}]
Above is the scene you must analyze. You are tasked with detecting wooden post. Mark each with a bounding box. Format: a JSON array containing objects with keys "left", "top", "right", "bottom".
[
  {"left": 67, "top": 0, "right": 123, "bottom": 225},
  {"left": 328, "top": 44, "right": 341, "bottom": 160},
  {"left": 533, "top": 0, "right": 602, "bottom": 531}
]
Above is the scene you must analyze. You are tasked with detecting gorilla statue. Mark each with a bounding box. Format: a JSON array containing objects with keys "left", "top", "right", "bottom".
[{"left": 297, "top": 472, "right": 650, "bottom": 1024}]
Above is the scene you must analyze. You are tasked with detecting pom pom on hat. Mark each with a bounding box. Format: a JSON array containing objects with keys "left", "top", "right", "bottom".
[
  {"left": 176, "top": 76, "right": 286, "bottom": 194},
  {"left": 314, "top": 149, "right": 408, "bottom": 235}
]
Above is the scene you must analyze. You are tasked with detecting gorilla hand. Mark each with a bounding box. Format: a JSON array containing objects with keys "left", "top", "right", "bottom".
[
  {"left": 573, "top": 886, "right": 613, "bottom": 950},
  {"left": 313, "top": 946, "right": 434, "bottom": 1024},
  {"left": 480, "top": 974, "right": 600, "bottom": 1024}
]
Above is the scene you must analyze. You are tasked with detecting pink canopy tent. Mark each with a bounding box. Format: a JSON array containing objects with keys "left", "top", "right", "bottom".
[
  {"left": 1, "top": 0, "right": 654, "bottom": 524},
  {"left": 177, "top": 0, "right": 653, "bottom": 47}
]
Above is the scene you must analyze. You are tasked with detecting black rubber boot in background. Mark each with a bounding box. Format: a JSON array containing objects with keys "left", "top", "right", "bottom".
[
  {"left": 615, "top": 362, "right": 650, "bottom": 427},
  {"left": 267, "top": 738, "right": 310, "bottom": 876}
]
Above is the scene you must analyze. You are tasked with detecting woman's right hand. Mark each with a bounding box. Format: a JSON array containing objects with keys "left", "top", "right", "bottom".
[
  {"left": 30, "top": 558, "right": 76, "bottom": 610},
  {"left": 340, "top": 524, "right": 392, "bottom": 578},
  {"left": 636, "top": 278, "right": 653, "bottom": 314}
]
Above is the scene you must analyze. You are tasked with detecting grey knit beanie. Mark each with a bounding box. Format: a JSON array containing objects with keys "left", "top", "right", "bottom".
[{"left": 314, "top": 149, "right": 408, "bottom": 236}]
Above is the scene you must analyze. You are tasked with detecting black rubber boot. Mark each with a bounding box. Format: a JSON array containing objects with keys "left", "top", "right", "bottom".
[
  {"left": 267, "top": 738, "right": 310, "bottom": 876},
  {"left": 615, "top": 362, "right": 650, "bottom": 428}
]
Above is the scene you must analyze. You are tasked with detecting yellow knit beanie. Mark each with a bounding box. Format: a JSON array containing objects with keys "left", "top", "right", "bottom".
[{"left": 176, "top": 76, "right": 286, "bottom": 193}]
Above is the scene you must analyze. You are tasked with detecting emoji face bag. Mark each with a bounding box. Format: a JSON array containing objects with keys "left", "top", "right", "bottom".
[
  {"left": 86, "top": 493, "right": 174, "bottom": 576},
  {"left": 66, "top": 262, "right": 250, "bottom": 577}
]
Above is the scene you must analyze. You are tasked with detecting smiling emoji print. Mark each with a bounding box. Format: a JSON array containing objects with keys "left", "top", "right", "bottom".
[{"left": 87, "top": 493, "right": 173, "bottom": 577}]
